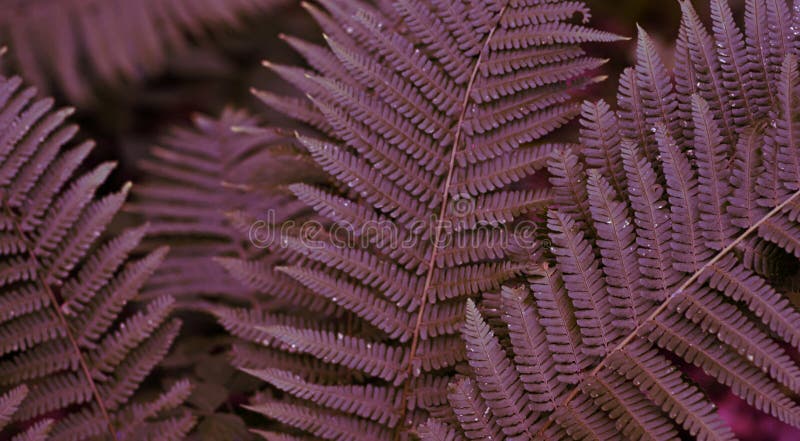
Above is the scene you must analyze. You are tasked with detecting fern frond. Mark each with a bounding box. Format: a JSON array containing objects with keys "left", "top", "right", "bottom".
[
  {"left": 431, "top": 1, "right": 800, "bottom": 439},
  {"left": 229, "top": 0, "right": 619, "bottom": 438},
  {"left": 129, "top": 109, "right": 317, "bottom": 309},
  {"left": 0, "top": 66, "right": 190, "bottom": 438}
]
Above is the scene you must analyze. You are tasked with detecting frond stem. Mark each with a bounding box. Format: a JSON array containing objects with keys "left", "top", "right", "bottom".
[
  {"left": 393, "top": 4, "right": 510, "bottom": 439},
  {"left": 3, "top": 202, "right": 116, "bottom": 437}
]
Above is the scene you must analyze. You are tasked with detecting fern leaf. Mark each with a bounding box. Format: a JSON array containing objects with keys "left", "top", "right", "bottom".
[
  {"left": 259, "top": 325, "right": 407, "bottom": 385},
  {"left": 499, "top": 285, "right": 565, "bottom": 412},
  {"left": 528, "top": 265, "right": 587, "bottom": 385},
  {"left": 774, "top": 54, "right": 800, "bottom": 190},
  {"left": 634, "top": 26, "right": 683, "bottom": 149},
  {"left": 582, "top": 367, "right": 680, "bottom": 441},
  {"left": 547, "top": 148, "right": 592, "bottom": 231},
  {"left": 609, "top": 339, "right": 735, "bottom": 441},
  {"left": 617, "top": 68, "right": 653, "bottom": 160},
  {"left": 244, "top": 367, "right": 401, "bottom": 427},
  {"left": 745, "top": 0, "right": 781, "bottom": 108},
  {"left": 130, "top": 109, "right": 317, "bottom": 308},
  {"left": 678, "top": 0, "right": 739, "bottom": 150},
  {"left": 620, "top": 141, "right": 678, "bottom": 300},
  {"left": 643, "top": 307, "right": 800, "bottom": 428}
]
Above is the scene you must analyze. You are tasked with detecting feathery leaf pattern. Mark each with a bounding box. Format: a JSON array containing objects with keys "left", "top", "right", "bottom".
[
  {"left": 424, "top": 1, "right": 800, "bottom": 440},
  {"left": 223, "top": 0, "right": 619, "bottom": 438},
  {"left": 0, "top": 66, "right": 193, "bottom": 439}
]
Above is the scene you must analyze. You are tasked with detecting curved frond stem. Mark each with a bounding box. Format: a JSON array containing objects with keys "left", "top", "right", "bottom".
[
  {"left": 2, "top": 203, "right": 114, "bottom": 437},
  {"left": 394, "top": 3, "right": 511, "bottom": 438},
  {"left": 536, "top": 186, "right": 800, "bottom": 437}
]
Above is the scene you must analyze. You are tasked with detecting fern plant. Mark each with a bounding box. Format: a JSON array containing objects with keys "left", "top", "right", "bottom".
[
  {"left": 0, "top": 0, "right": 288, "bottom": 103},
  {"left": 216, "top": 0, "right": 623, "bottom": 438},
  {"left": 0, "top": 63, "right": 193, "bottom": 439},
  {"left": 420, "top": 0, "right": 800, "bottom": 439}
]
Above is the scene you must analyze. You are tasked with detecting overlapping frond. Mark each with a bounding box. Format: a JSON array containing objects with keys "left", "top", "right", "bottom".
[
  {"left": 423, "top": 1, "right": 800, "bottom": 440},
  {"left": 224, "top": 0, "right": 619, "bottom": 438},
  {"left": 0, "top": 66, "right": 192, "bottom": 439},
  {"left": 128, "top": 108, "right": 320, "bottom": 309},
  {"left": 0, "top": 0, "right": 288, "bottom": 102}
]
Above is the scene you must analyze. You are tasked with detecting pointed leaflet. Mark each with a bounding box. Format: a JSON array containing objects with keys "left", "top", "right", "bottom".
[
  {"left": 445, "top": 376, "right": 503, "bottom": 441},
  {"left": 642, "top": 310, "right": 800, "bottom": 427},
  {"left": 586, "top": 170, "right": 650, "bottom": 329},
  {"left": 547, "top": 211, "right": 616, "bottom": 356},
  {"left": 674, "top": 22, "right": 699, "bottom": 144},
  {"left": 710, "top": 0, "right": 763, "bottom": 123},
  {"left": 580, "top": 99, "right": 626, "bottom": 196},
  {"left": 774, "top": 54, "right": 800, "bottom": 190},
  {"left": 691, "top": 94, "right": 736, "bottom": 250},
  {"left": 609, "top": 339, "right": 736, "bottom": 441},
  {"left": 620, "top": 141, "right": 679, "bottom": 300},
  {"left": 528, "top": 265, "right": 588, "bottom": 385},
  {"left": 634, "top": 26, "right": 683, "bottom": 149},
  {"left": 655, "top": 123, "right": 713, "bottom": 272},
  {"left": 729, "top": 125, "right": 767, "bottom": 228},
  {"left": 678, "top": 0, "right": 739, "bottom": 148},
  {"left": 582, "top": 367, "right": 680, "bottom": 440},
  {"left": 499, "top": 285, "right": 564, "bottom": 411},
  {"left": 243, "top": 367, "right": 399, "bottom": 427},
  {"left": 617, "top": 68, "right": 653, "bottom": 159},
  {"left": 745, "top": 0, "right": 780, "bottom": 108},
  {"left": 462, "top": 300, "right": 534, "bottom": 438},
  {"left": 547, "top": 148, "right": 591, "bottom": 232},
  {"left": 0, "top": 385, "right": 28, "bottom": 431}
]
